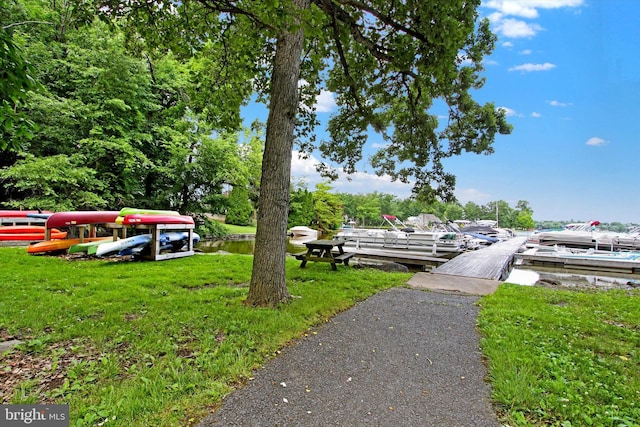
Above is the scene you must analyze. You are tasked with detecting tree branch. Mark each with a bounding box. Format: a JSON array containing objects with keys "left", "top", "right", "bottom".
[{"left": 2, "top": 21, "right": 54, "bottom": 30}]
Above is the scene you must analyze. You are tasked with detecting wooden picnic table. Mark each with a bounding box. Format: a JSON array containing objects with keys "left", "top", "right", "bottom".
[{"left": 296, "top": 239, "right": 355, "bottom": 270}]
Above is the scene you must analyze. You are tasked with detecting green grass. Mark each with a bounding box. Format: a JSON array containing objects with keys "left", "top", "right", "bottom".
[
  {"left": 0, "top": 247, "right": 410, "bottom": 426},
  {"left": 478, "top": 284, "right": 640, "bottom": 427},
  {"left": 222, "top": 224, "right": 256, "bottom": 235}
]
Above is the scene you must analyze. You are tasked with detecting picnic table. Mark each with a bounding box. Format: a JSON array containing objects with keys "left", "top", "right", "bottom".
[{"left": 295, "top": 239, "right": 355, "bottom": 270}]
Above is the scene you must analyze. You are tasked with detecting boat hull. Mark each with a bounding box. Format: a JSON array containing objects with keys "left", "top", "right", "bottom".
[
  {"left": 92, "top": 235, "right": 153, "bottom": 257},
  {"left": 46, "top": 211, "right": 121, "bottom": 228},
  {"left": 27, "top": 237, "right": 110, "bottom": 254},
  {"left": 118, "top": 207, "right": 180, "bottom": 216},
  {"left": 0, "top": 226, "right": 67, "bottom": 241},
  {"left": 122, "top": 214, "right": 194, "bottom": 225}
]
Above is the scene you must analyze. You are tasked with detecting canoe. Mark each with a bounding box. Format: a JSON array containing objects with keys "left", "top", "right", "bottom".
[
  {"left": 68, "top": 237, "right": 115, "bottom": 254},
  {"left": 0, "top": 226, "right": 50, "bottom": 234},
  {"left": 46, "top": 211, "right": 121, "bottom": 228},
  {"left": 0, "top": 227, "right": 67, "bottom": 241},
  {"left": 118, "top": 207, "right": 180, "bottom": 217},
  {"left": 0, "top": 210, "right": 53, "bottom": 218},
  {"left": 27, "top": 237, "right": 110, "bottom": 254},
  {"left": 92, "top": 234, "right": 152, "bottom": 257},
  {"left": 122, "top": 214, "right": 194, "bottom": 226}
]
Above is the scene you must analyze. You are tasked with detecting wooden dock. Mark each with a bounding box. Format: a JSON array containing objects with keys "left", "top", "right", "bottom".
[
  {"left": 350, "top": 248, "right": 449, "bottom": 268},
  {"left": 432, "top": 237, "right": 527, "bottom": 280}
]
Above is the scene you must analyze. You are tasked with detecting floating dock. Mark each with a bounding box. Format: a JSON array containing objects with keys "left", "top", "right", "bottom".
[
  {"left": 350, "top": 248, "right": 450, "bottom": 268},
  {"left": 431, "top": 237, "right": 528, "bottom": 281}
]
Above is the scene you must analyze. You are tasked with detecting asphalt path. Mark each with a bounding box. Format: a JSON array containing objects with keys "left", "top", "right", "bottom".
[{"left": 197, "top": 287, "right": 499, "bottom": 426}]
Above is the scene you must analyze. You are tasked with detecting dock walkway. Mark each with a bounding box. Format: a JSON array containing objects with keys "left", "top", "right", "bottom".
[{"left": 432, "top": 236, "right": 527, "bottom": 281}]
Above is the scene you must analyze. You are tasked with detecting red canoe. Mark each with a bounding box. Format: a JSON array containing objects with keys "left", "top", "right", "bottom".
[
  {"left": 122, "top": 214, "right": 194, "bottom": 225},
  {"left": 46, "top": 211, "right": 121, "bottom": 228}
]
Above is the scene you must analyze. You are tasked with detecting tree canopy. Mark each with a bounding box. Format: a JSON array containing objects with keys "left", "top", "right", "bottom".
[{"left": 6, "top": 0, "right": 513, "bottom": 306}]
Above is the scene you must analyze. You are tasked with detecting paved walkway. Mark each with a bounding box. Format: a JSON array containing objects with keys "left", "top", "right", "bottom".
[{"left": 197, "top": 285, "right": 499, "bottom": 426}]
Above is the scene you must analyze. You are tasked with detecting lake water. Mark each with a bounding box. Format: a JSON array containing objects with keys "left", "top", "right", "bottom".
[{"left": 196, "top": 237, "right": 308, "bottom": 254}]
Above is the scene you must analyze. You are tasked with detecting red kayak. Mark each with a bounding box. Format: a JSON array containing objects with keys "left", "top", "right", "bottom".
[
  {"left": 46, "top": 211, "right": 121, "bottom": 228},
  {"left": 122, "top": 214, "right": 194, "bottom": 225},
  {"left": 0, "top": 226, "right": 49, "bottom": 234},
  {"left": 0, "top": 226, "right": 67, "bottom": 241}
]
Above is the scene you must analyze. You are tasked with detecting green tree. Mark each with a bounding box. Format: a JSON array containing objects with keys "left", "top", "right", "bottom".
[
  {"left": 0, "top": 153, "right": 106, "bottom": 210},
  {"left": 312, "top": 182, "right": 343, "bottom": 232},
  {"left": 288, "top": 182, "right": 314, "bottom": 228},
  {"left": 355, "top": 196, "right": 381, "bottom": 227},
  {"left": 515, "top": 210, "right": 535, "bottom": 230},
  {"left": 102, "top": 0, "right": 511, "bottom": 306},
  {"left": 225, "top": 185, "right": 254, "bottom": 226},
  {"left": 0, "top": 0, "right": 42, "bottom": 151}
]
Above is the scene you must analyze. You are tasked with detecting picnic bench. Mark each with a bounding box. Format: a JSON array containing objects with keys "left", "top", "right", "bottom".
[{"left": 295, "top": 239, "right": 355, "bottom": 270}]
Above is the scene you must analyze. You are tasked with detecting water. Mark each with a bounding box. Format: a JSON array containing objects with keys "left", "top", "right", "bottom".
[
  {"left": 196, "top": 237, "right": 307, "bottom": 254},
  {"left": 505, "top": 267, "right": 639, "bottom": 290}
]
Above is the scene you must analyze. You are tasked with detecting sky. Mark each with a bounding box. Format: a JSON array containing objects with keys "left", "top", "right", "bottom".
[{"left": 242, "top": 0, "right": 640, "bottom": 223}]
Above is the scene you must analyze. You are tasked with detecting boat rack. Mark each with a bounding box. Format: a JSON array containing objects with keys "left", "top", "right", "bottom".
[
  {"left": 101, "top": 223, "right": 196, "bottom": 261},
  {"left": 122, "top": 223, "right": 195, "bottom": 261}
]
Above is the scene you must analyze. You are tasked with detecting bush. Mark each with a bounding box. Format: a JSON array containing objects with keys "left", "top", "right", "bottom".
[{"left": 196, "top": 217, "right": 229, "bottom": 239}]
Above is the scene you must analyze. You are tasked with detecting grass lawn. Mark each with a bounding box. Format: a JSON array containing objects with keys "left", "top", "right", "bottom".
[
  {"left": 0, "top": 247, "right": 410, "bottom": 425},
  {"left": 2, "top": 246, "right": 639, "bottom": 427},
  {"left": 478, "top": 284, "right": 640, "bottom": 427},
  {"left": 223, "top": 224, "right": 256, "bottom": 235}
]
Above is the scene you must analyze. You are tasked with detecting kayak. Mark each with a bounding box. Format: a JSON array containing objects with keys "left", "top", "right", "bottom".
[
  {"left": 0, "top": 210, "right": 53, "bottom": 218},
  {"left": 118, "top": 207, "right": 181, "bottom": 217},
  {"left": 0, "top": 226, "right": 50, "bottom": 234},
  {"left": 68, "top": 237, "right": 115, "bottom": 254},
  {"left": 0, "top": 226, "right": 67, "bottom": 241},
  {"left": 46, "top": 211, "right": 121, "bottom": 228},
  {"left": 92, "top": 234, "right": 152, "bottom": 257},
  {"left": 27, "top": 237, "right": 111, "bottom": 254},
  {"left": 122, "top": 214, "right": 194, "bottom": 226}
]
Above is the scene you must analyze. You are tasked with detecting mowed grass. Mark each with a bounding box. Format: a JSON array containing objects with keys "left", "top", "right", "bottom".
[
  {"left": 478, "top": 284, "right": 640, "bottom": 427},
  {"left": 0, "top": 247, "right": 410, "bottom": 426}
]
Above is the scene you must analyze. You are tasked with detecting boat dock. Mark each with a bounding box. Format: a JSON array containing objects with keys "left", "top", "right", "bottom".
[
  {"left": 430, "top": 237, "right": 527, "bottom": 280},
  {"left": 351, "top": 248, "right": 449, "bottom": 268}
]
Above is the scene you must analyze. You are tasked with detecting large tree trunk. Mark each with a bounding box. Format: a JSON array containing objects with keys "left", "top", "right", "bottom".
[{"left": 245, "top": 1, "right": 309, "bottom": 306}]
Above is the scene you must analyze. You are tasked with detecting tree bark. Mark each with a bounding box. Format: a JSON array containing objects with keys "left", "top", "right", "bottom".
[{"left": 245, "top": 0, "right": 309, "bottom": 306}]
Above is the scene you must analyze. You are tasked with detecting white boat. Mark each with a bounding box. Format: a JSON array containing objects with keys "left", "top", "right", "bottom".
[
  {"left": 288, "top": 226, "right": 318, "bottom": 241},
  {"left": 333, "top": 214, "right": 463, "bottom": 254},
  {"left": 536, "top": 221, "right": 640, "bottom": 251},
  {"left": 515, "top": 245, "right": 640, "bottom": 274}
]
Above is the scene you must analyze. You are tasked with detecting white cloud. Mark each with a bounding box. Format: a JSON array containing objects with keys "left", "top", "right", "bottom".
[
  {"left": 315, "top": 90, "right": 337, "bottom": 113},
  {"left": 508, "top": 62, "right": 556, "bottom": 72},
  {"left": 519, "top": 49, "right": 532, "bottom": 55},
  {"left": 531, "top": 112, "right": 542, "bottom": 118},
  {"left": 484, "top": 0, "right": 584, "bottom": 18},
  {"left": 485, "top": 1, "right": 583, "bottom": 40},
  {"left": 586, "top": 137, "right": 609, "bottom": 146},
  {"left": 501, "top": 41, "right": 514, "bottom": 48},
  {"left": 290, "top": 150, "right": 414, "bottom": 196},
  {"left": 548, "top": 100, "right": 571, "bottom": 107},
  {"left": 495, "top": 18, "right": 543, "bottom": 38}
]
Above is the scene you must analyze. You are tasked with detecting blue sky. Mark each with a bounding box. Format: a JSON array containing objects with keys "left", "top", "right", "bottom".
[{"left": 242, "top": 0, "right": 640, "bottom": 223}]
